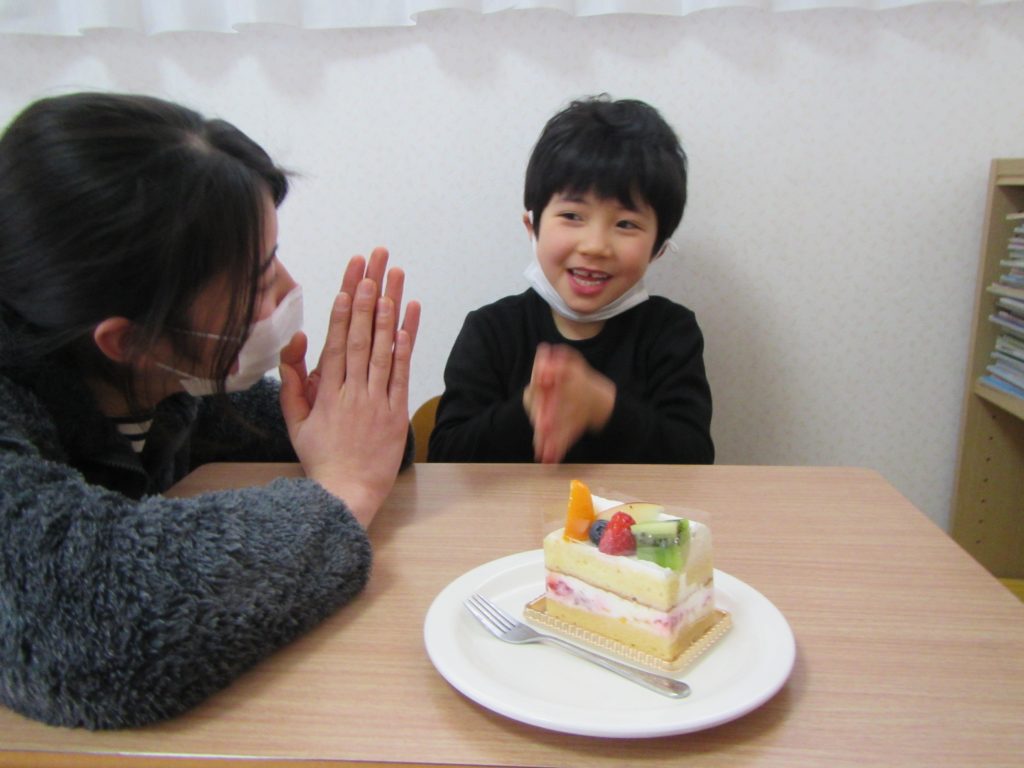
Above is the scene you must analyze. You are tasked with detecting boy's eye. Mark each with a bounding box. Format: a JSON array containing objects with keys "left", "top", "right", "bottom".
[
  {"left": 617, "top": 219, "right": 642, "bottom": 230},
  {"left": 558, "top": 211, "right": 583, "bottom": 222}
]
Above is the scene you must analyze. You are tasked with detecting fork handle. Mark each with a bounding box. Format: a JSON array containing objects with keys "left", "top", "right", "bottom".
[{"left": 538, "top": 635, "right": 690, "bottom": 698}]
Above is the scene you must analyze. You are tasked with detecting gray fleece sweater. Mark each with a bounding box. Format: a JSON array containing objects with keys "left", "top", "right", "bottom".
[{"left": 0, "top": 331, "right": 405, "bottom": 730}]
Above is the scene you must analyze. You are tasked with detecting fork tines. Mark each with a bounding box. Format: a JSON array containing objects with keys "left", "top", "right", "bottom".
[{"left": 465, "top": 593, "right": 514, "bottom": 635}]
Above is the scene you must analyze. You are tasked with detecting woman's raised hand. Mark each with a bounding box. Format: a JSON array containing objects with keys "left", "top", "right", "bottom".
[{"left": 279, "top": 247, "right": 421, "bottom": 528}]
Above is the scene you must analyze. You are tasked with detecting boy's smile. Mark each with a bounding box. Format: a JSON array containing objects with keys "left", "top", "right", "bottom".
[
  {"left": 528, "top": 190, "right": 659, "bottom": 332},
  {"left": 567, "top": 267, "right": 612, "bottom": 295}
]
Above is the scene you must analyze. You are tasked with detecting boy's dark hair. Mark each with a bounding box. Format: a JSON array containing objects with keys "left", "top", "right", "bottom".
[
  {"left": 523, "top": 95, "right": 687, "bottom": 255},
  {"left": 0, "top": 92, "right": 288, "bottom": 412}
]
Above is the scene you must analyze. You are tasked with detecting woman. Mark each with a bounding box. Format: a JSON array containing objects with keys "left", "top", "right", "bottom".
[{"left": 0, "top": 92, "right": 420, "bottom": 729}]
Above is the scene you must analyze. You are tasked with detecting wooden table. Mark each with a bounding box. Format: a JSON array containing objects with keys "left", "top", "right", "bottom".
[{"left": 1, "top": 464, "right": 1022, "bottom": 767}]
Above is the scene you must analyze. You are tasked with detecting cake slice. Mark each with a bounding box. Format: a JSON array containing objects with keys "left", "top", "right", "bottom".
[{"left": 541, "top": 482, "right": 717, "bottom": 662}]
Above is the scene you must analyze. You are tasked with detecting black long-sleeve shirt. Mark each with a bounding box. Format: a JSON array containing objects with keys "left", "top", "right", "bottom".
[{"left": 428, "top": 289, "right": 714, "bottom": 464}]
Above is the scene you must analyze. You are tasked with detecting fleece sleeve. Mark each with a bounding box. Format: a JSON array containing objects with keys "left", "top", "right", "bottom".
[
  {"left": 0, "top": 388, "right": 372, "bottom": 729},
  {"left": 196, "top": 377, "right": 297, "bottom": 461}
]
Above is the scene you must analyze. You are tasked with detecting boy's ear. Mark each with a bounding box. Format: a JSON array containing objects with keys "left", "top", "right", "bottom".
[
  {"left": 522, "top": 211, "right": 535, "bottom": 238},
  {"left": 92, "top": 317, "right": 138, "bottom": 364}
]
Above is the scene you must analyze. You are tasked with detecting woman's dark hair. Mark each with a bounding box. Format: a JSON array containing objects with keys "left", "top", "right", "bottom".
[
  {"left": 523, "top": 95, "right": 687, "bottom": 255},
  {"left": 0, "top": 91, "right": 288, "bottom": 408}
]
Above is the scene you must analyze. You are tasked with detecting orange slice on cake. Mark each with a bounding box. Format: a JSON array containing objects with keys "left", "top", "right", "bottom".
[{"left": 563, "top": 479, "right": 595, "bottom": 541}]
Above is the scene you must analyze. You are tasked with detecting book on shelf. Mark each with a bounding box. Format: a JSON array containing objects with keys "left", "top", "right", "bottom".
[
  {"left": 988, "top": 282, "right": 1024, "bottom": 301},
  {"left": 995, "top": 333, "right": 1024, "bottom": 359},
  {"left": 988, "top": 219, "right": 1024, "bottom": 298},
  {"left": 989, "top": 312, "right": 1024, "bottom": 339},
  {"left": 977, "top": 214, "right": 1024, "bottom": 401},
  {"left": 987, "top": 362, "right": 1024, "bottom": 390},
  {"left": 997, "top": 296, "right": 1024, "bottom": 314},
  {"left": 993, "top": 351, "right": 1024, "bottom": 375},
  {"left": 979, "top": 374, "right": 1024, "bottom": 400}
]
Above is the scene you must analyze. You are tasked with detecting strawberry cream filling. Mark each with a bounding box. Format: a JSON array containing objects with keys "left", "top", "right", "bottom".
[{"left": 545, "top": 572, "right": 714, "bottom": 636}]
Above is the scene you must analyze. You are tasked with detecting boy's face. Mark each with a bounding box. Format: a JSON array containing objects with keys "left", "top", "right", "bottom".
[{"left": 528, "top": 190, "right": 659, "bottom": 316}]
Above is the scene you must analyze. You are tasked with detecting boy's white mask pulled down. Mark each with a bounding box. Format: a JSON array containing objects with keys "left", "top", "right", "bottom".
[
  {"left": 523, "top": 210, "right": 659, "bottom": 323},
  {"left": 159, "top": 285, "right": 304, "bottom": 397}
]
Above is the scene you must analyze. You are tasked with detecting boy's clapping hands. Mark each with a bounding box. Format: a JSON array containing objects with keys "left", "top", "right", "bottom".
[{"left": 524, "top": 343, "right": 616, "bottom": 463}]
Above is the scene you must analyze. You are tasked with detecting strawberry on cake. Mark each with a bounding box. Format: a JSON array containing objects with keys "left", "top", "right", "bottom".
[{"left": 538, "top": 479, "right": 719, "bottom": 663}]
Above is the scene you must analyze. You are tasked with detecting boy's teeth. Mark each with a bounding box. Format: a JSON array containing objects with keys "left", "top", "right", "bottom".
[{"left": 570, "top": 268, "right": 608, "bottom": 283}]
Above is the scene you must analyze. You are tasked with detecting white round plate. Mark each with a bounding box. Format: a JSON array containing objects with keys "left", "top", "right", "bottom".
[{"left": 423, "top": 550, "right": 795, "bottom": 739}]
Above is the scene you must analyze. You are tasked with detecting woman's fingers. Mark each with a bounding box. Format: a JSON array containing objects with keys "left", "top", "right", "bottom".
[
  {"left": 399, "top": 299, "right": 421, "bottom": 352},
  {"left": 309, "top": 255, "right": 366, "bottom": 390},
  {"left": 307, "top": 252, "right": 415, "bottom": 406},
  {"left": 367, "top": 296, "right": 397, "bottom": 394},
  {"left": 279, "top": 331, "right": 318, "bottom": 407},
  {"left": 279, "top": 356, "right": 311, "bottom": 439},
  {"left": 339, "top": 248, "right": 389, "bottom": 303},
  {"left": 387, "top": 300, "right": 420, "bottom": 410},
  {"left": 389, "top": 329, "right": 413, "bottom": 410},
  {"left": 344, "top": 278, "right": 377, "bottom": 391},
  {"left": 279, "top": 331, "right": 308, "bottom": 381},
  {"left": 366, "top": 247, "right": 389, "bottom": 293},
  {"left": 383, "top": 266, "right": 404, "bottom": 311},
  {"left": 317, "top": 290, "right": 353, "bottom": 394},
  {"left": 285, "top": 251, "right": 419, "bottom": 529},
  {"left": 305, "top": 371, "right": 321, "bottom": 407},
  {"left": 340, "top": 255, "right": 367, "bottom": 298}
]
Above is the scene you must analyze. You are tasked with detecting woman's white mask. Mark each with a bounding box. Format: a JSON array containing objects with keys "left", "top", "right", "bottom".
[{"left": 158, "top": 286, "right": 303, "bottom": 397}]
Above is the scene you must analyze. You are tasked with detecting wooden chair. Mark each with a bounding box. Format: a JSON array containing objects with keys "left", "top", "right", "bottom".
[{"left": 411, "top": 395, "right": 441, "bottom": 463}]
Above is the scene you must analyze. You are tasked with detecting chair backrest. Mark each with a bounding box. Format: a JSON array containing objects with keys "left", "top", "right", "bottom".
[{"left": 411, "top": 395, "right": 441, "bottom": 463}]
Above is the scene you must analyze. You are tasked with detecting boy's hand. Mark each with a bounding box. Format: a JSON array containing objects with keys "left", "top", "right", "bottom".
[{"left": 524, "top": 343, "right": 615, "bottom": 464}]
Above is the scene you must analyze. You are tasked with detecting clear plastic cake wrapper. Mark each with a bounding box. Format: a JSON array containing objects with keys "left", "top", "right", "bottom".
[
  {"left": 541, "top": 490, "right": 714, "bottom": 532},
  {"left": 536, "top": 487, "right": 724, "bottom": 673},
  {"left": 523, "top": 597, "right": 732, "bottom": 674}
]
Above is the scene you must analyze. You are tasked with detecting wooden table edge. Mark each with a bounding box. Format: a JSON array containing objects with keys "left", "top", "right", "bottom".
[{"left": 0, "top": 752, "right": 496, "bottom": 768}]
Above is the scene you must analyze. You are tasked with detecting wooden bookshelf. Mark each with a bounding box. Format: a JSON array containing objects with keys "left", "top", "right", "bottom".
[
  {"left": 974, "top": 379, "right": 1024, "bottom": 421},
  {"left": 951, "top": 159, "right": 1024, "bottom": 579}
]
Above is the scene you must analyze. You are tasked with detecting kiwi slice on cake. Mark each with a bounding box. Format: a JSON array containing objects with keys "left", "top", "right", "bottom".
[{"left": 631, "top": 519, "right": 690, "bottom": 570}]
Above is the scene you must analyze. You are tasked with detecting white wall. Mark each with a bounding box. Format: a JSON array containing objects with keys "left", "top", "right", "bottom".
[{"left": 3, "top": 5, "right": 1023, "bottom": 530}]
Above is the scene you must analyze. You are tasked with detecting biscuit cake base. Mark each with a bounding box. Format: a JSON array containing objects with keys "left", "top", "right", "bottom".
[
  {"left": 545, "top": 595, "right": 719, "bottom": 661},
  {"left": 544, "top": 569, "right": 717, "bottom": 661},
  {"left": 524, "top": 597, "right": 731, "bottom": 673}
]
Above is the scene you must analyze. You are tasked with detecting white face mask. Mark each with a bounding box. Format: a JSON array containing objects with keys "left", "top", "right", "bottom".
[
  {"left": 523, "top": 210, "right": 658, "bottom": 324},
  {"left": 158, "top": 286, "right": 304, "bottom": 397}
]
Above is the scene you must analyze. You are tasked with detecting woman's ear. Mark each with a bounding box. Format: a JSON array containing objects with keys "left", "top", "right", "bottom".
[{"left": 92, "top": 317, "right": 137, "bottom": 364}]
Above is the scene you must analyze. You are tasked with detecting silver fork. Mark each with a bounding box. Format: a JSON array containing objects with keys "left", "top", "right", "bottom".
[{"left": 464, "top": 593, "right": 690, "bottom": 699}]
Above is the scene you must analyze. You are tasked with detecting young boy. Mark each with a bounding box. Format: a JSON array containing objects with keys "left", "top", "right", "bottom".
[{"left": 428, "top": 96, "right": 713, "bottom": 464}]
